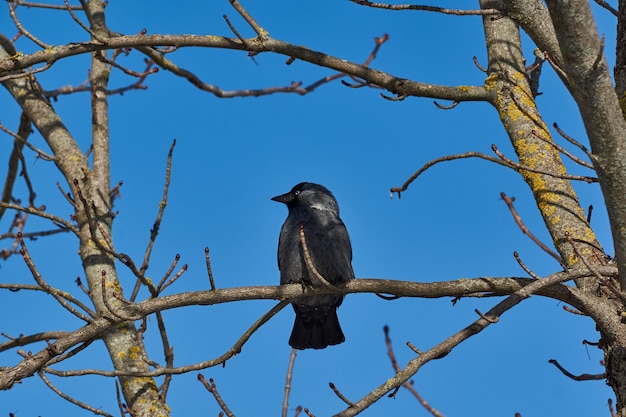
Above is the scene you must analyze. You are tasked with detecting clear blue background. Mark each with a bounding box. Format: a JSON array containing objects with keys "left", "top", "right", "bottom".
[{"left": 0, "top": 1, "right": 616, "bottom": 416}]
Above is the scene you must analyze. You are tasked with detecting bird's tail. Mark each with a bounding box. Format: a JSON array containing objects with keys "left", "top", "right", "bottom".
[{"left": 289, "top": 308, "right": 345, "bottom": 350}]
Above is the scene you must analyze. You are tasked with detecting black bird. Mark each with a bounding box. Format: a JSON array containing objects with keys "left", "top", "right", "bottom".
[{"left": 272, "top": 182, "right": 354, "bottom": 350}]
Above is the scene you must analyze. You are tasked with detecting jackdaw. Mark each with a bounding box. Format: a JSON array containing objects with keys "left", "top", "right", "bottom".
[{"left": 272, "top": 182, "right": 354, "bottom": 350}]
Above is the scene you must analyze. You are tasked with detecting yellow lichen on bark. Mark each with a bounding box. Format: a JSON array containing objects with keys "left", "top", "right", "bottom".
[{"left": 484, "top": 73, "right": 498, "bottom": 90}]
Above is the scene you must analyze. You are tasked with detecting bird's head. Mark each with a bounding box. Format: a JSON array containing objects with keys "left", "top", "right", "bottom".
[{"left": 271, "top": 182, "right": 340, "bottom": 215}]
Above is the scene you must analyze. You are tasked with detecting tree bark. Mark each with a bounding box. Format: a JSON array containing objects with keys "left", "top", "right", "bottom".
[{"left": 480, "top": 0, "right": 603, "bottom": 281}]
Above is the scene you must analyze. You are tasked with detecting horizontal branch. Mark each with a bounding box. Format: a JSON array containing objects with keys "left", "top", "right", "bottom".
[
  {"left": 0, "top": 34, "right": 491, "bottom": 103},
  {"left": 0, "top": 267, "right": 614, "bottom": 390},
  {"left": 350, "top": 0, "right": 501, "bottom": 15},
  {"left": 0, "top": 201, "right": 78, "bottom": 233},
  {"left": 0, "top": 331, "right": 69, "bottom": 352},
  {"left": 335, "top": 258, "right": 596, "bottom": 416}
]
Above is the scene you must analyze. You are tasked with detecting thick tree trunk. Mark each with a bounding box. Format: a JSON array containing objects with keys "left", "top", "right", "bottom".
[
  {"left": 480, "top": 0, "right": 602, "bottom": 276},
  {"left": 482, "top": 1, "right": 626, "bottom": 415}
]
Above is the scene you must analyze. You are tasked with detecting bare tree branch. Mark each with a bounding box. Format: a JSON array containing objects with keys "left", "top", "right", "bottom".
[
  {"left": 350, "top": 0, "right": 501, "bottom": 15},
  {"left": 0, "top": 267, "right": 615, "bottom": 390},
  {"left": 0, "top": 33, "right": 492, "bottom": 103},
  {"left": 548, "top": 359, "right": 606, "bottom": 381}
]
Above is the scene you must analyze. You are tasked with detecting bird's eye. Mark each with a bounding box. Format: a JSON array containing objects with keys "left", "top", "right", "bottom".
[{"left": 294, "top": 190, "right": 300, "bottom": 196}]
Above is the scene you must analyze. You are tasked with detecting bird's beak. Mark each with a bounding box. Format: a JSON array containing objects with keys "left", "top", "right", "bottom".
[{"left": 271, "top": 191, "right": 295, "bottom": 204}]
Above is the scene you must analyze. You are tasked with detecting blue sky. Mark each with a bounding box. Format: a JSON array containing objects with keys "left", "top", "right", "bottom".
[{"left": 0, "top": 1, "right": 617, "bottom": 416}]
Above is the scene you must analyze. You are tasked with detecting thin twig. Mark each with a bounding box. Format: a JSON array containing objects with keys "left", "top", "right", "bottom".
[
  {"left": 501, "top": 193, "right": 565, "bottom": 265},
  {"left": 350, "top": 0, "right": 501, "bottom": 15},
  {"left": 228, "top": 0, "right": 265, "bottom": 38},
  {"left": 301, "top": 34, "right": 388, "bottom": 94},
  {"left": 433, "top": 100, "right": 459, "bottom": 109},
  {"left": 45, "top": 59, "right": 155, "bottom": 98},
  {"left": 75, "top": 182, "right": 155, "bottom": 296},
  {"left": 0, "top": 226, "right": 70, "bottom": 241},
  {"left": 564, "top": 231, "right": 609, "bottom": 283},
  {"left": 109, "top": 180, "right": 123, "bottom": 203},
  {"left": 136, "top": 317, "right": 160, "bottom": 369},
  {"left": 592, "top": 35, "right": 606, "bottom": 72},
  {"left": 155, "top": 311, "right": 175, "bottom": 401},
  {"left": 0, "top": 331, "right": 69, "bottom": 352},
  {"left": 158, "top": 264, "right": 187, "bottom": 294},
  {"left": 300, "top": 224, "right": 335, "bottom": 289},
  {"left": 45, "top": 339, "right": 94, "bottom": 366},
  {"left": 0, "top": 282, "right": 95, "bottom": 318},
  {"left": 72, "top": 178, "right": 99, "bottom": 239},
  {"left": 472, "top": 56, "right": 487, "bottom": 72},
  {"left": 96, "top": 52, "right": 158, "bottom": 78},
  {"left": 0, "top": 201, "right": 77, "bottom": 233},
  {"left": 115, "top": 381, "right": 125, "bottom": 417},
  {"left": 406, "top": 342, "right": 422, "bottom": 355},
  {"left": 544, "top": 51, "right": 569, "bottom": 84},
  {"left": 156, "top": 254, "right": 181, "bottom": 292},
  {"left": 527, "top": 49, "right": 544, "bottom": 97},
  {"left": 562, "top": 305, "right": 586, "bottom": 315},
  {"left": 0, "top": 124, "right": 24, "bottom": 219},
  {"left": 380, "top": 92, "right": 407, "bottom": 101},
  {"left": 38, "top": 371, "right": 113, "bottom": 416},
  {"left": 282, "top": 348, "right": 297, "bottom": 417},
  {"left": 7, "top": 1, "right": 51, "bottom": 48},
  {"left": 18, "top": 152, "right": 37, "bottom": 208},
  {"left": 74, "top": 276, "right": 90, "bottom": 296},
  {"left": 223, "top": 14, "right": 247, "bottom": 45},
  {"left": 475, "top": 308, "right": 499, "bottom": 323},
  {"left": 513, "top": 251, "right": 543, "bottom": 280},
  {"left": 205, "top": 247, "right": 217, "bottom": 290},
  {"left": 592, "top": 0, "right": 618, "bottom": 15},
  {"left": 12, "top": 0, "right": 83, "bottom": 10},
  {"left": 131, "top": 139, "right": 176, "bottom": 301},
  {"left": 48, "top": 301, "right": 290, "bottom": 378},
  {"left": 0, "top": 118, "right": 53, "bottom": 160},
  {"left": 383, "top": 326, "right": 444, "bottom": 416},
  {"left": 99, "top": 270, "right": 135, "bottom": 321},
  {"left": 63, "top": 0, "right": 100, "bottom": 41},
  {"left": 552, "top": 123, "right": 594, "bottom": 159},
  {"left": 0, "top": 60, "right": 56, "bottom": 83},
  {"left": 197, "top": 375, "right": 236, "bottom": 417},
  {"left": 390, "top": 151, "right": 513, "bottom": 198},
  {"left": 329, "top": 382, "right": 354, "bottom": 406},
  {"left": 531, "top": 129, "right": 594, "bottom": 169},
  {"left": 609, "top": 398, "right": 617, "bottom": 417},
  {"left": 56, "top": 181, "right": 76, "bottom": 207},
  {"left": 18, "top": 233, "right": 93, "bottom": 322},
  {"left": 1, "top": 114, "right": 28, "bottom": 222},
  {"left": 492, "top": 144, "right": 596, "bottom": 183},
  {"left": 548, "top": 359, "right": 605, "bottom": 381},
  {"left": 564, "top": 232, "right": 626, "bottom": 303}
]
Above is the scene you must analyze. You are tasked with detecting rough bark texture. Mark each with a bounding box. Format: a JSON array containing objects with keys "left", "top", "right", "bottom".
[
  {"left": 542, "top": 2, "right": 626, "bottom": 415},
  {"left": 615, "top": 0, "right": 626, "bottom": 113},
  {"left": 0, "top": 3, "right": 169, "bottom": 414},
  {"left": 76, "top": 2, "right": 170, "bottom": 415},
  {"left": 481, "top": 0, "right": 603, "bottom": 278},
  {"left": 545, "top": 0, "right": 626, "bottom": 285},
  {"left": 479, "top": 3, "right": 626, "bottom": 414}
]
